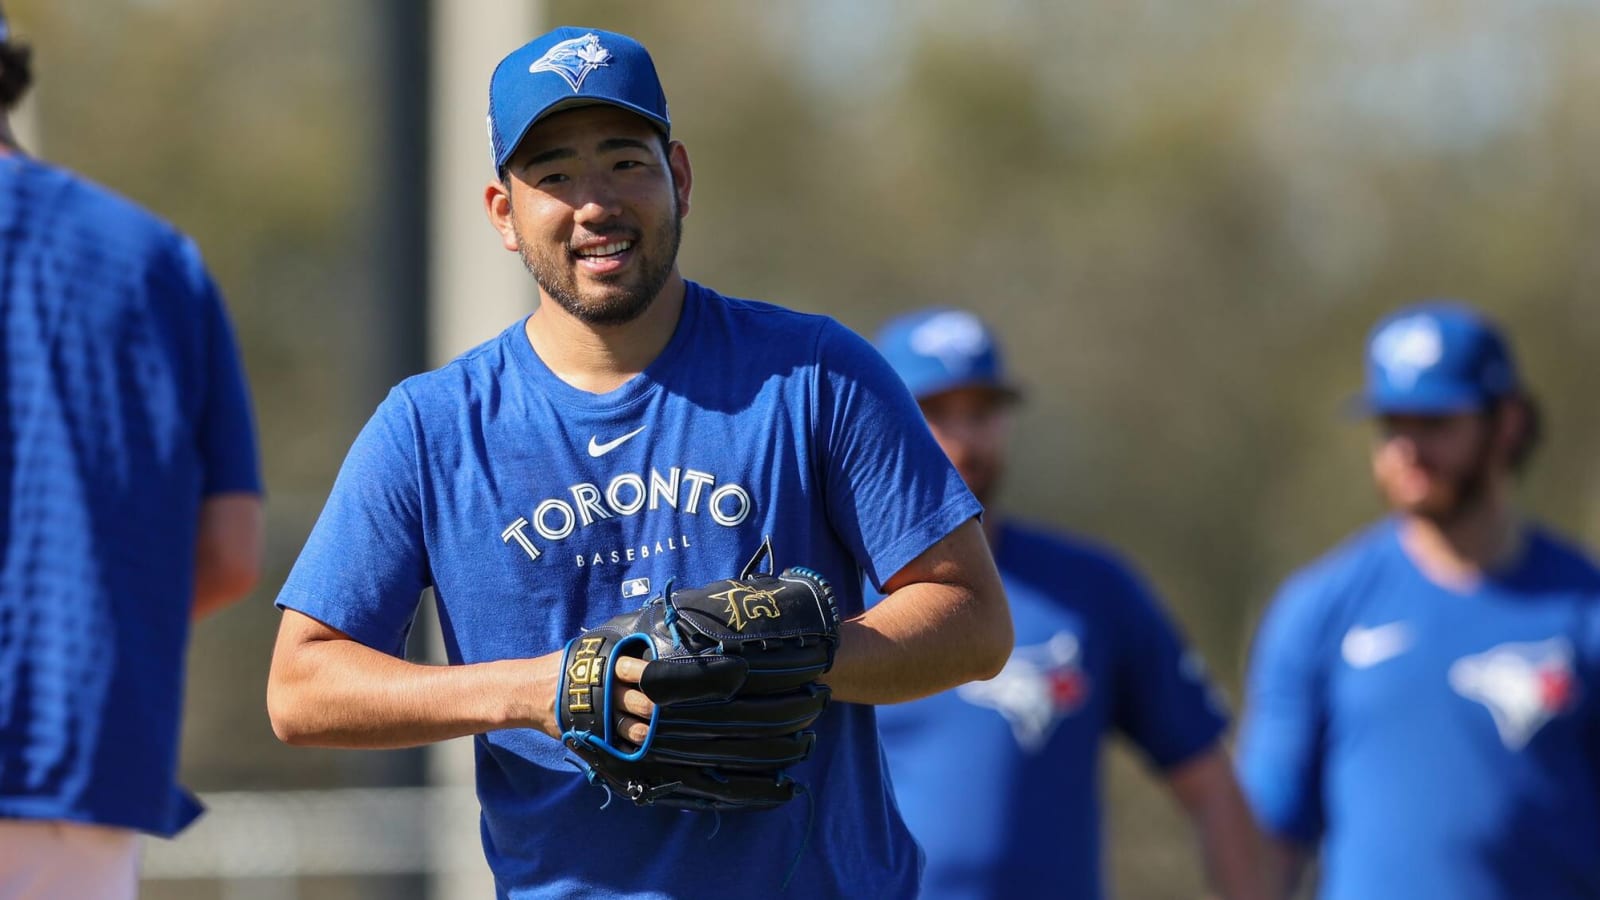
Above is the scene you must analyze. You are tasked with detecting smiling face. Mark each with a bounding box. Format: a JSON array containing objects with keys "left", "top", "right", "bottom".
[{"left": 486, "top": 104, "right": 692, "bottom": 326}]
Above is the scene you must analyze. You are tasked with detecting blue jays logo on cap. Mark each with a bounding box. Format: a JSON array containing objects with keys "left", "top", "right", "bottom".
[
  {"left": 530, "top": 32, "right": 612, "bottom": 92},
  {"left": 873, "top": 307, "right": 1022, "bottom": 402},
  {"left": 1359, "top": 300, "right": 1518, "bottom": 415},
  {"left": 1371, "top": 313, "right": 1443, "bottom": 390},
  {"left": 911, "top": 311, "right": 991, "bottom": 370},
  {"left": 488, "top": 26, "right": 671, "bottom": 172}
]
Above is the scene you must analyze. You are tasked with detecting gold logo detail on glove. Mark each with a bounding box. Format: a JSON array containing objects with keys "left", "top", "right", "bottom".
[
  {"left": 565, "top": 636, "right": 606, "bottom": 712},
  {"left": 709, "top": 584, "right": 783, "bottom": 633}
]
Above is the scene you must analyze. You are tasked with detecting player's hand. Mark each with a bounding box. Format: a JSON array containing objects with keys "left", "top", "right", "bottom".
[{"left": 613, "top": 656, "right": 655, "bottom": 747}]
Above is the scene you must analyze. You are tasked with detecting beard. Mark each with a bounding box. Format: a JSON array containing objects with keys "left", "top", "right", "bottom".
[
  {"left": 1387, "top": 427, "right": 1498, "bottom": 526},
  {"left": 958, "top": 461, "right": 1002, "bottom": 509},
  {"left": 514, "top": 194, "right": 683, "bottom": 327}
]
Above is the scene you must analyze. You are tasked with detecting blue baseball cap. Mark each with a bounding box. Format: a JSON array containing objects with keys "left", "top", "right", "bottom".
[
  {"left": 873, "top": 308, "right": 1022, "bottom": 402},
  {"left": 1359, "top": 301, "right": 1520, "bottom": 415},
  {"left": 488, "top": 27, "right": 670, "bottom": 172},
  {"left": 0, "top": 3, "right": 10, "bottom": 42}
]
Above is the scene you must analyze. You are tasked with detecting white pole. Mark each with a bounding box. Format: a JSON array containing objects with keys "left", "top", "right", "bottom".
[{"left": 426, "top": 3, "right": 543, "bottom": 899}]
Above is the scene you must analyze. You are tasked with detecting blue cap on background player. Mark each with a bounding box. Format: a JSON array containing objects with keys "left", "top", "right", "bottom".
[
  {"left": 874, "top": 308, "right": 1023, "bottom": 402},
  {"left": 488, "top": 27, "right": 670, "bottom": 172},
  {"left": 1360, "top": 301, "right": 1520, "bottom": 415}
]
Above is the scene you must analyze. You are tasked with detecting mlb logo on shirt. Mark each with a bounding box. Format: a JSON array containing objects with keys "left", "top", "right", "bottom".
[
  {"left": 1448, "top": 637, "right": 1580, "bottom": 751},
  {"left": 621, "top": 578, "right": 651, "bottom": 599}
]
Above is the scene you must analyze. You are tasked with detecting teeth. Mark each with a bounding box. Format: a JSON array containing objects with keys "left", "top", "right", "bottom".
[{"left": 575, "top": 241, "right": 632, "bottom": 258}]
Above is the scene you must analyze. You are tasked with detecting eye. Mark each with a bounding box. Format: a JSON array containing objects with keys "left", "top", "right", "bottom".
[
  {"left": 614, "top": 159, "right": 648, "bottom": 171},
  {"left": 536, "top": 172, "right": 569, "bottom": 187}
]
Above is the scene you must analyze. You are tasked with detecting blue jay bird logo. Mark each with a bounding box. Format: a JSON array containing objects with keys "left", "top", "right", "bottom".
[
  {"left": 1449, "top": 637, "right": 1579, "bottom": 751},
  {"left": 957, "top": 631, "right": 1090, "bottom": 752},
  {"left": 530, "top": 33, "right": 613, "bottom": 92}
]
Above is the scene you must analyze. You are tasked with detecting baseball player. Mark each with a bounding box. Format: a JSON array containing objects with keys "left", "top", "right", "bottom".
[
  {"left": 0, "top": 9, "right": 264, "bottom": 898},
  {"left": 1238, "top": 301, "right": 1600, "bottom": 899},
  {"left": 267, "top": 27, "right": 1010, "bottom": 899},
  {"left": 871, "top": 308, "right": 1266, "bottom": 900}
]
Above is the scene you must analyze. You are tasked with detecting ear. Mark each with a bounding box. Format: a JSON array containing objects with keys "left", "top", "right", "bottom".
[
  {"left": 667, "top": 140, "right": 693, "bottom": 218},
  {"left": 1493, "top": 397, "right": 1529, "bottom": 459},
  {"left": 484, "top": 180, "right": 520, "bottom": 252}
]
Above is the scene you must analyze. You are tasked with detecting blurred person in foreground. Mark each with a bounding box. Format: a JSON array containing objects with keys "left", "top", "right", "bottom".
[
  {"left": 0, "top": 8, "right": 264, "bottom": 898},
  {"left": 267, "top": 27, "right": 1010, "bottom": 899},
  {"left": 872, "top": 308, "right": 1266, "bottom": 900},
  {"left": 1239, "top": 301, "right": 1600, "bottom": 899}
]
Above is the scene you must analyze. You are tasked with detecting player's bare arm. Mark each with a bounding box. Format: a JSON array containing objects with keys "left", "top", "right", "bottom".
[
  {"left": 267, "top": 609, "right": 571, "bottom": 748},
  {"left": 193, "top": 492, "right": 264, "bottom": 620},
  {"left": 820, "top": 517, "right": 1010, "bottom": 704},
  {"left": 1260, "top": 837, "right": 1308, "bottom": 900},
  {"left": 1165, "top": 746, "right": 1271, "bottom": 900}
]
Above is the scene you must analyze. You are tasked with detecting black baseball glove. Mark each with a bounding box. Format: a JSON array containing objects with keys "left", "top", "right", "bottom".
[{"left": 556, "top": 539, "right": 841, "bottom": 811}]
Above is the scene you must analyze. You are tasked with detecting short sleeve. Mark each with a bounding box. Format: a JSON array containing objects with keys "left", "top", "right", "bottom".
[
  {"left": 1109, "top": 563, "right": 1229, "bottom": 769},
  {"left": 812, "top": 321, "right": 981, "bottom": 590},
  {"left": 1237, "top": 573, "right": 1331, "bottom": 844},
  {"left": 275, "top": 388, "right": 432, "bottom": 656},
  {"left": 178, "top": 237, "right": 261, "bottom": 496}
]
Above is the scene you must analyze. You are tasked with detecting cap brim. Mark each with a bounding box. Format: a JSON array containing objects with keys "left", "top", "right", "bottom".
[
  {"left": 496, "top": 97, "right": 671, "bottom": 170},
  {"left": 913, "top": 378, "right": 1024, "bottom": 405},
  {"left": 1343, "top": 390, "right": 1486, "bottom": 418}
]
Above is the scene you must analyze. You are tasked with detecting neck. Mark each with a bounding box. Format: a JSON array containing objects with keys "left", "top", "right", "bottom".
[
  {"left": 1397, "top": 485, "right": 1522, "bottom": 590},
  {"left": 524, "top": 270, "right": 686, "bottom": 394},
  {"left": 0, "top": 116, "right": 18, "bottom": 154}
]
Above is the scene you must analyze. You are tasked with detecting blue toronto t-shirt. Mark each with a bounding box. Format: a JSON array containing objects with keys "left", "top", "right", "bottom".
[
  {"left": 277, "top": 282, "right": 981, "bottom": 899},
  {"left": 1239, "top": 518, "right": 1600, "bottom": 900},
  {"left": 876, "top": 521, "right": 1228, "bottom": 899},
  {"left": 0, "top": 155, "right": 261, "bottom": 836}
]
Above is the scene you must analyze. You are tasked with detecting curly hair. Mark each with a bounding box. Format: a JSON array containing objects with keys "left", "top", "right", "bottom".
[{"left": 0, "top": 36, "right": 33, "bottom": 112}]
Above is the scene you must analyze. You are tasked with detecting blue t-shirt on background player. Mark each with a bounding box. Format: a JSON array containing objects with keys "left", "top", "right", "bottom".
[
  {"left": 277, "top": 282, "right": 980, "bottom": 899},
  {"left": 1240, "top": 518, "right": 1600, "bottom": 900},
  {"left": 876, "top": 521, "right": 1228, "bottom": 900},
  {"left": 0, "top": 155, "right": 261, "bottom": 836}
]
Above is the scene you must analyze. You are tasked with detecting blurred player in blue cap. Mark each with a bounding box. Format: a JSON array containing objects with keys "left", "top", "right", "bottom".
[
  {"left": 873, "top": 308, "right": 1266, "bottom": 900},
  {"left": 0, "top": 5, "right": 263, "bottom": 897},
  {"left": 269, "top": 27, "right": 1011, "bottom": 898},
  {"left": 1239, "top": 300, "right": 1600, "bottom": 899}
]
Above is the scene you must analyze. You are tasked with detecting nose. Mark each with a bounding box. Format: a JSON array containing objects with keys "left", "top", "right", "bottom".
[
  {"left": 1380, "top": 431, "right": 1421, "bottom": 464},
  {"left": 572, "top": 177, "right": 623, "bottom": 227}
]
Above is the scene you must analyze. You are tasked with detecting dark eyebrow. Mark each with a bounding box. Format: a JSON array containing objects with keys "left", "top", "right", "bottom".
[
  {"left": 523, "top": 146, "right": 577, "bottom": 167},
  {"left": 522, "top": 137, "right": 655, "bottom": 169},
  {"left": 597, "top": 137, "right": 654, "bottom": 154}
]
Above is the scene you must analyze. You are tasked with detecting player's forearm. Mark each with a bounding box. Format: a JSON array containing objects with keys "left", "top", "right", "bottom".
[
  {"left": 267, "top": 637, "right": 560, "bottom": 749},
  {"left": 192, "top": 493, "right": 264, "bottom": 620},
  {"left": 1261, "top": 837, "right": 1309, "bottom": 900},
  {"left": 822, "top": 578, "right": 1010, "bottom": 705},
  {"left": 1167, "top": 747, "right": 1271, "bottom": 900}
]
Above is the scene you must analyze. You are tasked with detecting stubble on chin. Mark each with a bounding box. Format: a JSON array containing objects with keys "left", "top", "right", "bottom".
[{"left": 512, "top": 218, "right": 681, "bottom": 327}]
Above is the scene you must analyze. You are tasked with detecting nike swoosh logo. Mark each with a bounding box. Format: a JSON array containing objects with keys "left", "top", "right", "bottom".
[
  {"left": 1342, "top": 621, "right": 1413, "bottom": 669},
  {"left": 587, "top": 426, "right": 647, "bottom": 458}
]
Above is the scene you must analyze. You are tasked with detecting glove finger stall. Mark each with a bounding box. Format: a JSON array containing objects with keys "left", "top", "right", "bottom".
[
  {"left": 656, "top": 684, "right": 831, "bottom": 738},
  {"left": 647, "top": 731, "right": 817, "bottom": 770}
]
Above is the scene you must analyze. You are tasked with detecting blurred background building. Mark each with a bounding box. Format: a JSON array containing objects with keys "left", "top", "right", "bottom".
[{"left": 7, "top": 0, "right": 1600, "bottom": 896}]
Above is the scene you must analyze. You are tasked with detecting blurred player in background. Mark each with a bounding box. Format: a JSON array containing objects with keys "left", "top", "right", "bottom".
[
  {"left": 0, "top": 7, "right": 264, "bottom": 898},
  {"left": 267, "top": 27, "right": 1010, "bottom": 898},
  {"left": 872, "top": 308, "right": 1265, "bottom": 900},
  {"left": 1239, "top": 301, "right": 1600, "bottom": 899}
]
